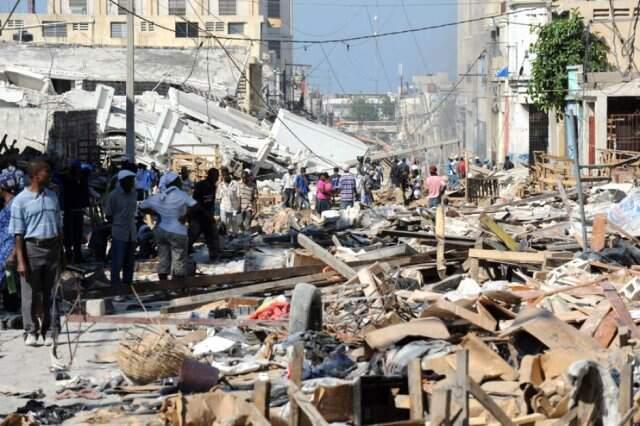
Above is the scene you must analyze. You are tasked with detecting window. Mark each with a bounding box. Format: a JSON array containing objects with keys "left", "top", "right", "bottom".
[
  {"left": 228, "top": 22, "right": 245, "bottom": 34},
  {"left": 593, "top": 8, "right": 609, "bottom": 20},
  {"left": 614, "top": 8, "right": 630, "bottom": 17},
  {"left": 111, "top": 22, "right": 127, "bottom": 38},
  {"left": 168, "top": 0, "right": 186, "bottom": 15},
  {"left": 141, "top": 21, "right": 155, "bottom": 31},
  {"left": 69, "top": 0, "right": 87, "bottom": 15},
  {"left": 72, "top": 22, "right": 89, "bottom": 31},
  {"left": 267, "top": 40, "right": 281, "bottom": 59},
  {"left": 205, "top": 21, "right": 225, "bottom": 32},
  {"left": 267, "top": 0, "right": 280, "bottom": 18},
  {"left": 42, "top": 21, "right": 67, "bottom": 37},
  {"left": 219, "top": 0, "right": 237, "bottom": 16},
  {"left": 175, "top": 21, "right": 198, "bottom": 38},
  {"left": 6, "top": 20, "right": 24, "bottom": 29}
]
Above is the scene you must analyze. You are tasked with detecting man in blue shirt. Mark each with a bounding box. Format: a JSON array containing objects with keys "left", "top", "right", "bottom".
[
  {"left": 294, "top": 167, "right": 310, "bottom": 210},
  {"left": 9, "top": 159, "right": 62, "bottom": 347}
]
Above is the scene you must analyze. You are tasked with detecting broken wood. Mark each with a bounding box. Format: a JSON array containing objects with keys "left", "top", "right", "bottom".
[
  {"left": 600, "top": 281, "right": 640, "bottom": 340},
  {"left": 466, "top": 377, "right": 516, "bottom": 426},
  {"left": 297, "top": 233, "right": 357, "bottom": 279},
  {"left": 289, "top": 342, "right": 304, "bottom": 426},
  {"left": 254, "top": 377, "right": 271, "bottom": 421},
  {"left": 288, "top": 383, "right": 330, "bottom": 426},
  {"left": 453, "top": 350, "right": 469, "bottom": 426},
  {"left": 479, "top": 213, "right": 519, "bottom": 251},
  {"left": 436, "top": 204, "right": 446, "bottom": 279},
  {"left": 407, "top": 358, "right": 424, "bottom": 421},
  {"left": 591, "top": 214, "right": 608, "bottom": 252},
  {"left": 468, "top": 249, "right": 547, "bottom": 265}
]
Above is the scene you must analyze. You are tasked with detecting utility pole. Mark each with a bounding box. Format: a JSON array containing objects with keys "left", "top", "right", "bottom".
[{"left": 126, "top": 0, "right": 136, "bottom": 161}]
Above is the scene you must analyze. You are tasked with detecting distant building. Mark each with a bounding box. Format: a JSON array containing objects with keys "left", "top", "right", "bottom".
[{"left": 0, "top": 0, "right": 294, "bottom": 112}]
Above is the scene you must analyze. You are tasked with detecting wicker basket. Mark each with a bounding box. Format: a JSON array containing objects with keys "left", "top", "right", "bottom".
[{"left": 117, "top": 327, "right": 190, "bottom": 385}]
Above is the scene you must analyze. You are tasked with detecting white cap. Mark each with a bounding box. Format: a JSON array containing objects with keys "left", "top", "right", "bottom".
[
  {"left": 342, "top": 164, "right": 350, "bottom": 172},
  {"left": 159, "top": 171, "right": 179, "bottom": 191},
  {"left": 117, "top": 170, "right": 136, "bottom": 180}
]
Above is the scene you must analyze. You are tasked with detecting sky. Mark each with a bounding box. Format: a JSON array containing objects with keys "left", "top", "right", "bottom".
[
  {"left": 1, "top": 0, "right": 458, "bottom": 94},
  {"left": 292, "top": 0, "right": 457, "bottom": 94}
]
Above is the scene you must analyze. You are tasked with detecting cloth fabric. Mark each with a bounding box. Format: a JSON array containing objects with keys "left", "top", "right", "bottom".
[
  {"left": 426, "top": 175, "right": 445, "bottom": 199},
  {"left": 104, "top": 186, "right": 137, "bottom": 242},
  {"left": 330, "top": 173, "right": 341, "bottom": 190},
  {"left": 189, "top": 215, "right": 218, "bottom": 260},
  {"left": 428, "top": 197, "right": 441, "bottom": 208},
  {"left": 117, "top": 170, "right": 136, "bottom": 180},
  {"left": 63, "top": 210, "right": 84, "bottom": 262},
  {"left": 338, "top": 173, "right": 356, "bottom": 204},
  {"left": 340, "top": 200, "right": 354, "bottom": 210},
  {"left": 154, "top": 227, "right": 189, "bottom": 277},
  {"left": 21, "top": 239, "right": 60, "bottom": 338},
  {"left": 220, "top": 208, "right": 240, "bottom": 234},
  {"left": 294, "top": 174, "right": 309, "bottom": 195},
  {"left": 249, "top": 300, "right": 290, "bottom": 320},
  {"left": 240, "top": 209, "right": 253, "bottom": 232},
  {"left": 316, "top": 199, "right": 331, "bottom": 214},
  {"left": 1, "top": 166, "right": 25, "bottom": 190},
  {"left": 111, "top": 239, "right": 135, "bottom": 286},
  {"left": 296, "top": 193, "right": 310, "bottom": 210},
  {"left": 217, "top": 181, "right": 240, "bottom": 213},
  {"left": 282, "top": 188, "right": 294, "bottom": 208},
  {"left": 9, "top": 188, "right": 62, "bottom": 239},
  {"left": 457, "top": 160, "right": 466, "bottom": 177},
  {"left": 61, "top": 172, "right": 90, "bottom": 212},
  {"left": 140, "top": 187, "right": 196, "bottom": 236},
  {"left": 0, "top": 170, "right": 18, "bottom": 191},
  {"left": 182, "top": 177, "right": 194, "bottom": 194},
  {"left": 193, "top": 179, "right": 216, "bottom": 217},
  {"left": 135, "top": 169, "right": 152, "bottom": 191},
  {"left": 158, "top": 171, "right": 179, "bottom": 192},
  {"left": 239, "top": 182, "right": 257, "bottom": 211},
  {"left": 316, "top": 180, "right": 332, "bottom": 201},
  {"left": 282, "top": 172, "right": 295, "bottom": 190},
  {"left": 0, "top": 199, "right": 15, "bottom": 283}
]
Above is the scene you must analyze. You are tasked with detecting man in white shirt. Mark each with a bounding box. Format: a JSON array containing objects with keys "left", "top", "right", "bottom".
[
  {"left": 140, "top": 171, "right": 196, "bottom": 280},
  {"left": 216, "top": 168, "right": 240, "bottom": 235},
  {"left": 281, "top": 165, "right": 295, "bottom": 208}
]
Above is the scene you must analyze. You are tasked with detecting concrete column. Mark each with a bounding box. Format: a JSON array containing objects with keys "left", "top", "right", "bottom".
[{"left": 595, "top": 94, "right": 607, "bottom": 151}]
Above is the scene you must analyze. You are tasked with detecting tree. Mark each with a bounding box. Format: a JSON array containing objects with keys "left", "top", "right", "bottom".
[
  {"left": 529, "top": 12, "right": 610, "bottom": 121},
  {"left": 348, "top": 97, "right": 379, "bottom": 122}
]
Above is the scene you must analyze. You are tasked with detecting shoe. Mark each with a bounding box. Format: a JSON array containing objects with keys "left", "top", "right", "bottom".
[
  {"left": 24, "top": 334, "right": 38, "bottom": 347},
  {"left": 44, "top": 336, "right": 55, "bottom": 347}
]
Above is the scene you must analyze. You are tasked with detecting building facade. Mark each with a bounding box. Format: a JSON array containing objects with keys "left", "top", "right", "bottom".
[{"left": 0, "top": 0, "right": 294, "bottom": 111}]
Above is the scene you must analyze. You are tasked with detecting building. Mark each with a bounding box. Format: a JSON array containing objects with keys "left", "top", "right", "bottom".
[
  {"left": 0, "top": 0, "right": 294, "bottom": 111},
  {"left": 457, "top": 0, "right": 550, "bottom": 165}
]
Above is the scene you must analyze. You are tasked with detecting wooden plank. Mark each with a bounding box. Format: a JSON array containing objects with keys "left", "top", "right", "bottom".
[
  {"left": 466, "top": 377, "right": 516, "bottom": 426},
  {"left": 423, "top": 299, "right": 497, "bottom": 332},
  {"left": 163, "top": 272, "right": 337, "bottom": 313},
  {"left": 593, "top": 310, "right": 618, "bottom": 348},
  {"left": 436, "top": 204, "right": 446, "bottom": 279},
  {"left": 619, "top": 356, "right": 633, "bottom": 426},
  {"left": 579, "top": 300, "right": 611, "bottom": 336},
  {"left": 468, "top": 249, "right": 547, "bottom": 265},
  {"left": 555, "top": 177, "right": 573, "bottom": 218},
  {"left": 591, "top": 214, "right": 608, "bottom": 252},
  {"left": 298, "top": 233, "right": 357, "bottom": 279},
  {"left": 254, "top": 377, "right": 271, "bottom": 421},
  {"left": 407, "top": 358, "right": 424, "bottom": 420},
  {"left": 453, "top": 350, "right": 469, "bottom": 426},
  {"left": 66, "top": 314, "right": 286, "bottom": 328},
  {"left": 429, "top": 387, "right": 452, "bottom": 426},
  {"left": 288, "top": 383, "right": 330, "bottom": 426},
  {"left": 289, "top": 342, "right": 304, "bottom": 426},
  {"left": 479, "top": 214, "right": 519, "bottom": 251},
  {"left": 601, "top": 281, "right": 640, "bottom": 340},
  {"left": 469, "top": 238, "right": 483, "bottom": 281}
]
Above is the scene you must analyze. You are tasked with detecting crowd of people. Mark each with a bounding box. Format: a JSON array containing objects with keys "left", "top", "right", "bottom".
[{"left": 0, "top": 155, "right": 258, "bottom": 347}]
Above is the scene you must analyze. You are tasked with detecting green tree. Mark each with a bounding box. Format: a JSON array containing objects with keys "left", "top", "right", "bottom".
[
  {"left": 529, "top": 12, "right": 610, "bottom": 121},
  {"left": 348, "top": 97, "right": 379, "bottom": 121}
]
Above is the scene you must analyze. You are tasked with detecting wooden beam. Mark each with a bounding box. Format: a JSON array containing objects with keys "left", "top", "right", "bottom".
[
  {"left": 408, "top": 358, "right": 424, "bottom": 420},
  {"left": 619, "top": 355, "right": 634, "bottom": 426},
  {"left": 66, "top": 314, "right": 286, "bottom": 328},
  {"left": 429, "top": 387, "right": 452, "bottom": 426},
  {"left": 601, "top": 281, "right": 640, "bottom": 340},
  {"left": 591, "top": 214, "right": 608, "bottom": 252},
  {"left": 297, "top": 233, "right": 357, "bottom": 279},
  {"left": 289, "top": 342, "right": 304, "bottom": 426},
  {"left": 468, "top": 248, "right": 547, "bottom": 264},
  {"left": 466, "top": 377, "right": 516, "bottom": 426},
  {"left": 453, "top": 350, "right": 469, "bottom": 426},
  {"left": 479, "top": 214, "right": 519, "bottom": 251},
  {"left": 288, "top": 383, "right": 330, "bottom": 426},
  {"left": 254, "top": 377, "right": 271, "bottom": 421}
]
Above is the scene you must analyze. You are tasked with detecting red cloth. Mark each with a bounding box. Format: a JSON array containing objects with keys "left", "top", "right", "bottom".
[
  {"left": 457, "top": 160, "right": 466, "bottom": 177},
  {"left": 249, "top": 301, "right": 290, "bottom": 320},
  {"left": 316, "top": 180, "right": 333, "bottom": 201}
]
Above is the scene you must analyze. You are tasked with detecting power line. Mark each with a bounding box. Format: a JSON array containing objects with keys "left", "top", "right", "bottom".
[
  {"left": 106, "top": 0, "right": 539, "bottom": 45},
  {"left": 399, "top": 0, "right": 429, "bottom": 73},
  {"left": 0, "top": 0, "right": 22, "bottom": 33},
  {"left": 320, "top": 44, "right": 346, "bottom": 93}
]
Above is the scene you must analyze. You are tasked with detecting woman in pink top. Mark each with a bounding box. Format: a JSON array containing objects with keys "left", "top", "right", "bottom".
[
  {"left": 316, "top": 173, "right": 333, "bottom": 214},
  {"left": 425, "top": 165, "right": 446, "bottom": 208}
]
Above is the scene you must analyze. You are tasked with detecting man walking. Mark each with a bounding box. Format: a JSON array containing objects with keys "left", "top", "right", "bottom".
[
  {"left": 180, "top": 166, "right": 194, "bottom": 195},
  {"left": 239, "top": 170, "right": 257, "bottom": 233},
  {"left": 217, "top": 168, "right": 240, "bottom": 235},
  {"left": 338, "top": 165, "right": 357, "bottom": 209},
  {"left": 281, "top": 165, "right": 295, "bottom": 208},
  {"left": 10, "top": 160, "right": 63, "bottom": 347},
  {"left": 190, "top": 168, "right": 219, "bottom": 261},
  {"left": 104, "top": 170, "right": 137, "bottom": 288},
  {"left": 294, "top": 167, "right": 310, "bottom": 210}
]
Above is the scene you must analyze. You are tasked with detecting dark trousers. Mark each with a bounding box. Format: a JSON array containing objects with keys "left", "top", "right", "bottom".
[
  {"left": 316, "top": 199, "right": 331, "bottom": 214},
  {"left": 111, "top": 239, "right": 135, "bottom": 286},
  {"left": 63, "top": 210, "right": 84, "bottom": 262},
  {"left": 189, "top": 215, "right": 218, "bottom": 260},
  {"left": 21, "top": 240, "right": 60, "bottom": 338},
  {"left": 283, "top": 189, "right": 294, "bottom": 208}
]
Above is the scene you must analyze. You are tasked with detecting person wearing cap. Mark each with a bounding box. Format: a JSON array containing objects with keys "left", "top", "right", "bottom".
[
  {"left": 141, "top": 172, "right": 197, "bottom": 280},
  {"left": 426, "top": 165, "right": 446, "bottom": 208},
  {"left": 0, "top": 170, "right": 19, "bottom": 312},
  {"left": 61, "top": 160, "right": 90, "bottom": 263},
  {"left": 294, "top": 167, "right": 310, "bottom": 210},
  {"left": 238, "top": 169, "right": 258, "bottom": 233},
  {"left": 9, "top": 159, "right": 63, "bottom": 347},
  {"left": 104, "top": 170, "right": 138, "bottom": 288},
  {"left": 338, "top": 165, "right": 357, "bottom": 209},
  {"left": 281, "top": 165, "right": 295, "bottom": 208}
]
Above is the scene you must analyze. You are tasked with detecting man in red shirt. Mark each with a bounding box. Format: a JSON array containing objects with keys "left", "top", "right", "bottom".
[
  {"left": 457, "top": 156, "right": 466, "bottom": 178},
  {"left": 425, "top": 165, "right": 446, "bottom": 208}
]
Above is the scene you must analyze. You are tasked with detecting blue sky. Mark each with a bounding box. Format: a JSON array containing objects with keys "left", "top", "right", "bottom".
[
  {"left": 2, "top": 0, "right": 457, "bottom": 93},
  {"left": 293, "top": 1, "right": 457, "bottom": 93}
]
